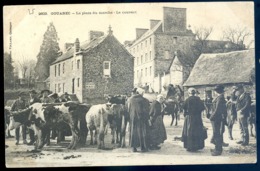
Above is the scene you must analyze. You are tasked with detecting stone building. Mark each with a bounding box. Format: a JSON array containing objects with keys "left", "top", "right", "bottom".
[
  {"left": 49, "top": 26, "right": 134, "bottom": 104},
  {"left": 125, "top": 7, "right": 196, "bottom": 93},
  {"left": 183, "top": 49, "right": 255, "bottom": 100}
]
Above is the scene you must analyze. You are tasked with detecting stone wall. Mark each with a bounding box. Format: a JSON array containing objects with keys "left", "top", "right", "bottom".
[{"left": 82, "top": 35, "right": 134, "bottom": 104}]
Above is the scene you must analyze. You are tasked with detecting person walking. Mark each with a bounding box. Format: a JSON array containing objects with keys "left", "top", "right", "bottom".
[
  {"left": 234, "top": 85, "right": 252, "bottom": 146},
  {"left": 209, "top": 85, "right": 228, "bottom": 156},
  {"left": 127, "top": 87, "right": 150, "bottom": 152},
  {"left": 181, "top": 88, "right": 206, "bottom": 152},
  {"left": 10, "top": 92, "right": 29, "bottom": 145},
  {"left": 148, "top": 94, "right": 167, "bottom": 150}
]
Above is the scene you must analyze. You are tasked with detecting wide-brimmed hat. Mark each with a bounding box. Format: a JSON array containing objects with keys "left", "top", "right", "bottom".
[
  {"left": 132, "top": 87, "right": 137, "bottom": 93},
  {"left": 29, "top": 90, "right": 37, "bottom": 94},
  {"left": 213, "top": 85, "right": 225, "bottom": 93},
  {"left": 48, "top": 93, "right": 58, "bottom": 99},
  {"left": 41, "top": 89, "right": 51, "bottom": 94}
]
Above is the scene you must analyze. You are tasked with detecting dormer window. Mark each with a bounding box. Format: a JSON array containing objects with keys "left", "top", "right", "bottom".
[{"left": 103, "top": 61, "right": 111, "bottom": 77}]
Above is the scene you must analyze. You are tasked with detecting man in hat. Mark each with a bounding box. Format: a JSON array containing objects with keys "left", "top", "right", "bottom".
[
  {"left": 209, "top": 85, "right": 228, "bottom": 156},
  {"left": 27, "top": 90, "right": 41, "bottom": 145},
  {"left": 49, "top": 93, "right": 60, "bottom": 103},
  {"left": 61, "top": 92, "right": 71, "bottom": 102},
  {"left": 233, "top": 85, "right": 252, "bottom": 146},
  {"left": 40, "top": 89, "right": 52, "bottom": 103},
  {"left": 10, "top": 92, "right": 29, "bottom": 145}
]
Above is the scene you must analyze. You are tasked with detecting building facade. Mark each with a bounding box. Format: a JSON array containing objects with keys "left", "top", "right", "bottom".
[
  {"left": 49, "top": 27, "right": 134, "bottom": 104},
  {"left": 125, "top": 7, "right": 196, "bottom": 93}
]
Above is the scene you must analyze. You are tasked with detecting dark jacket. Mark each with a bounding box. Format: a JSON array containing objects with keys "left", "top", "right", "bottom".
[
  {"left": 210, "top": 94, "right": 227, "bottom": 122},
  {"left": 10, "top": 99, "right": 28, "bottom": 112},
  {"left": 29, "top": 97, "right": 41, "bottom": 105},
  {"left": 236, "top": 92, "right": 251, "bottom": 117}
]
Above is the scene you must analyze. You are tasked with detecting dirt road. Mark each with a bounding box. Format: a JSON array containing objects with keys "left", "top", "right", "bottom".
[{"left": 5, "top": 115, "right": 256, "bottom": 167}]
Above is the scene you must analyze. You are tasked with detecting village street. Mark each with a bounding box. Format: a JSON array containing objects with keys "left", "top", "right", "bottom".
[{"left": 5, "top": 114, "right": 256, "bottom": 167}]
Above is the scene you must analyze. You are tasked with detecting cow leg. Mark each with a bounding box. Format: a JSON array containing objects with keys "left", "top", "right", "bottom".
[
  {"left": 89, "top": 129, "right": 94, "bottom": 145},
  {"left": 250, "top": 123, "right": 254, "bottom": 137},
  {"left": 116, "top": 128, "right": 120, "bottom": 144},
  {"left": 170, "top": 114, "right": 174, "bottom": 126},
  {"left": 37, "top": 129, "right": 45, "bottom": 149},
  {"left": 45, "top": 128, "right": 51, "bottom": 146},
  {"left": 175, "top": 112, "right": 178, "bottom": 126},
  {"left": 94, "top": 129, "right": 98, "bottom": 145},
  {"left": 111, "top": 127, "right": 115, "bottom": 144},
  {"left": 228, "top": 125, "right": 233, "bottom": 140}
]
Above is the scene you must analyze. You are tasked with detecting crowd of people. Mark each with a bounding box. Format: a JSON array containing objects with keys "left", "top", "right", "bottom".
[
  {"left": 6, "top": 84, "right": 253, "bottom": 157},
  {"left": 127, "top": 84, "right": 253, "bottom": 156},
  {"left": 8, "top": 89, "right": 71, "bottom": 145}
]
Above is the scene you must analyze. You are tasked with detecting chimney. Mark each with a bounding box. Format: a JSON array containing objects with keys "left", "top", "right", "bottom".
[
  {"left": 150, "top": 19, "right": 161, "bottom": 29},
  {"left": 74, "top": 38, "right": 80, "bottom": 53},
  {"left": 108, "top": 25, "right": 113, "bottom": 36},
  {"left": 163, "top": 7, "right": 186, "bottom": 33},
  {"left": 136, "top": 28, "right": 149, "bottom": 40},
  {"left": 89, "top": 31, "right": 104, "bottom": 41},
  {"left": 64, "top": 43, "right": 74, "bottom": 51}
]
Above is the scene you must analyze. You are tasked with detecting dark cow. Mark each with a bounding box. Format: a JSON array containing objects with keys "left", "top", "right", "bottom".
[
  {"left": 249, "top": 101, "right": 256, "bottom": 138},
  {"left": 163, "top": 97, "right": 179, "bottom": 126},
  {"left": 86, "top": 104, "right": 113, "bottom": 149},
  {"left": 109, "top": 104, "right": 129, "bottom": 148},
  {"left": 29, "top": 102, "right": 91, "bottom": 150},
  {"left": 106, "top": 94, "right": 128, "bottom": 105}
]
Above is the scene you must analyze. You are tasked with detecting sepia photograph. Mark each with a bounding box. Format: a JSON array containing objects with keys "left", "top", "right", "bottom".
[{"left": 3, "top": 2, "right": 256, "bottom": 167}]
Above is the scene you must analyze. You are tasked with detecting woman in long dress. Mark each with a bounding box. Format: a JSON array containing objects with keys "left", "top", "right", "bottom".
[
  {"left": 182, "top": 87, "right": 206, "bottom": 152},
  {"left": 148, "top": 94, "right": 167, "bottom": 150}
]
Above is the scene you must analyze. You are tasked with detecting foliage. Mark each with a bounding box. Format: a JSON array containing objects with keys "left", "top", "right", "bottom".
[
  {"left": 35, "top": 22, "right": 60, "bottom": 81},
  {"left": 4, "top": 52, "right": 14, "bottom": 88}
]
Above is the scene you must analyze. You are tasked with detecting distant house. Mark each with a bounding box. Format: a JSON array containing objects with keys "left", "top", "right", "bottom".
[
  {"left": 49, "top": 26, "right": 134, "bottom": 104},
  {"left": 183, "top": 49, "right": 255, "bottom": 99}
]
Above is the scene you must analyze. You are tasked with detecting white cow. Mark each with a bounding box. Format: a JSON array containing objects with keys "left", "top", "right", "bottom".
[{"left": 86, "top": 104, "right": 113, "bottom": 149}]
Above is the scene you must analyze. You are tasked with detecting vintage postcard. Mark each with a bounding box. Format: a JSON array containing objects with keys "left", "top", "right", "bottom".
[{"left": 4, "top": 2, "right": 256, "bottom": 167}]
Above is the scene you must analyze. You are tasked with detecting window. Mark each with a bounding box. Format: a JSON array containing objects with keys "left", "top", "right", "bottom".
[
  {"left": 63, "top": 63, "right": 65, "bottom": 74},
  {"left": 133, "top": 48, "right": 135, "bottom": 54},
  {"left": 141, "top": 55, "right": 143, "bottom": 64},
  {"left": 137, "top": 57, "right": 139, "bottom": 65},
  {"left": 173, "top": 37, "right": 177, "bottom": 44},
  {"left": 150, "top": 37, "right": 152, "bottom": 45},
  {"left": 150, "top": 66, "right": 152, "bottom": 76},
  {"left": 63, "top": 83, "right": 65, "bottom": 93},
  {"left": 150, "top": 51, "right": 152, "bottom": 60},
  {"left": 72, "top": 61, "right": 73, "bottom": 70},
  {"left": 145, "top": 68, "right": 147, "bottom": 76},
  {"left": 55, "top": 65, "right": 57, "bottom": 77},
  {"left": 58, "top": 83, "right": 61, "bottom": 93},
  {"left": 77, "top": 59, "right": 80, "bottom": 69},
  {"left": 137, "top": 45, "right": 139, "bottom": 52},
  {"left": 58, "top": 64, "right": 60, "bottom": 76},
  {"left": 164, "top": 51, "right": 170, "bottom": 59},
  {"left": 145, "top": 40, "right": 147, "bottom": 47},
  {"left": 77, "top": 78, "right": 80, "bottom": 87},
  {"left": 145, "top": 53, "right": 148, "bottom": 62},
  {"left": 55, "top": 84, "right": 56, "bottom": 93},
  {"left": 103, "top": 61, "right": 111, "bottom": 77}
]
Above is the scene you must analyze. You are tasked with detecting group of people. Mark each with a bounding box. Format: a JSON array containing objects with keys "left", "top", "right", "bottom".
[
  {"left": 9, "top": 89, "right": 71, "bottom": 145},
  {"left": 127, "top": 87, "right": 167, "bottom": 152},
  {"left": 182, "top": 84, "right": 252, "bottom": 156}
]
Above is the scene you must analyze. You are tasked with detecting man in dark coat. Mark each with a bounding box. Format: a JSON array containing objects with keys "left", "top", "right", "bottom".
[
  {"left": 182, "top": 87, "right": 205, "bottom": 152},
  {"left": 10, "top": 92, "right": 29, "bottom": 145},
  {"left": 209, "top": 85, "right": 228, "bottom": 156},
  {"left": 234, "top": 85, "right": 252, "bottom": 146},
  {"left": 40, "top": 89, "right": 52, "bottom": 103},
  {"left": 27, "top": 90, "right": 41, "bottom": 145},
  {"left": 127, "top": 87, "right": 150, "bottom": 152}
]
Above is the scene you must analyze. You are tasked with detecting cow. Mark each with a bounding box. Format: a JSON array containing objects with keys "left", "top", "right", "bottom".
[
  {"left": 28, "top": 102, "right": 91, "bottom": 150},
  {"left": 109, "top": 104, "right": 129, "bottom": 148},
  {"left": 86, "top": 103, "right": 113, "bottom": 149},
  {"left": 106, "top": 94, "right": 128, "bottom": 105},
  {"left": 162, "top": 97, "right": 179, "bottom": 126}
]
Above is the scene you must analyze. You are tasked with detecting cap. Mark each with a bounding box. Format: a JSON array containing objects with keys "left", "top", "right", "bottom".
[
  {"left": 213, "top": 85, "right": 225, "bottom": 93},
  {"left": 41, "top": 89, "right": 51, "bottom": 94}
]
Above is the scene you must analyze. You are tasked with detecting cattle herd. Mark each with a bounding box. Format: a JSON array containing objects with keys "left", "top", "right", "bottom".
[{"left": 5, "top": 95, "right": 129, "bottom": 151}]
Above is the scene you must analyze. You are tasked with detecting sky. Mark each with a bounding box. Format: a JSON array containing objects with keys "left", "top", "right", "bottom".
[{"left": 3, "top": 2, "right": 254, "bottom": 73}]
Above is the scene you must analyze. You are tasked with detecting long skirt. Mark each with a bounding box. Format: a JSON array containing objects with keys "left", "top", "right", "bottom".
[
  {"left": 149, "top": 115, "right": 167, "bottom": 146},
  {"left": 181, "top": 115, "right": 205, "bottom": 151}
]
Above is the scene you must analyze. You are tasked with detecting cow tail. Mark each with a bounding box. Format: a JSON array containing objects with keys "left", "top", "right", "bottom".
[{"left": 99, "top": 108, "right": 105, "bottom": 141}]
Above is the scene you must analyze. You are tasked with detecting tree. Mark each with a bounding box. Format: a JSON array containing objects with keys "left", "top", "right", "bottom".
[
  {"left": 35, "top": 22, "right": 60, "bottom": 81},
  {"left": 18, "top": 56, "right": 36, "bottom": 88},
  {"left": 4, "top": 52, "right": 14, "bottom": 88},
  {"left": 222, "top": 26, "right": 253, "bottom": 50}
]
